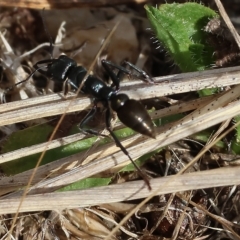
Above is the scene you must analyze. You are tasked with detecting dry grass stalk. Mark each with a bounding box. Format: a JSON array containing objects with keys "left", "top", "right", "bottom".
[
  {"left": 0, "top": 65, "right": 239, "bottom": 126},
  {"left": 0, "top": 166, "right": 240, "bottom": 214}
]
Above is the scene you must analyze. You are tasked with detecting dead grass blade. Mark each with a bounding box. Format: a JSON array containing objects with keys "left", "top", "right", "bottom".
[
  {"left": 0, "top": 166, "right": 239, "bottom": 214},
  {"left": 0, "top": 66, "right": 239, "bottom": 126}
]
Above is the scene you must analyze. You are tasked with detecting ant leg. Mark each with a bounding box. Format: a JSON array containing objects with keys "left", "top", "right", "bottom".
[
  {"left": 102, "top": 60, "right": 154, "bottom": 90},
  {"left": 105, "top": 106, "right": 151, "bottom": 190},
  {"left": 63, "top": 79, "right": 70, "bottom": 96},
  {"left": 33, "top": 59, "right": 54, "bottom": 68},
  {"left": 63, "top": 78, "right": 79, "bottom": 96},
  {"left": 33, "top": 59, "right": 56, "bottom": 76},
  {"left": 102, "top": 60, "right": 131, "bottom": 91},
  {"left": 123, "top": 61, "right": 155, "bottom": 84},
  {"left": 78, "top": 103, "right": 108, "bottom": 137}
]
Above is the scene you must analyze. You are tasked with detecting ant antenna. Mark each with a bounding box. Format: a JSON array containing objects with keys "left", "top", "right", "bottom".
[
  {"left": 41, "top": 9, "right": 54, "bottom": 59},
  {"left": 5, "top": 64, "right": 49, "bottom": 93}
]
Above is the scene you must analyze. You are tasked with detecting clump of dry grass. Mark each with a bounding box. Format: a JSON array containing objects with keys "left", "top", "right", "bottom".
[{"left": 0, "top": 0, "right": 240, "bottom": 239}]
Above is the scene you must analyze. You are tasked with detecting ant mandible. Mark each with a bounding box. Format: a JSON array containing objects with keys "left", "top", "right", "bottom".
[{"left": 8, "top": 15, "right": 156, "bottom": 190}]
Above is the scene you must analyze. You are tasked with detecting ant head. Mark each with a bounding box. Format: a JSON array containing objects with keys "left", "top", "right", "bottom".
[{"left": 33, "top": 55, "right": 76, "bottom": 82}]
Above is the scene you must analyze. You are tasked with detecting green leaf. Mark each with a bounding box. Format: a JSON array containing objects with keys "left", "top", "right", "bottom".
[
  {"left": 58, "top": 177, "right": 112, "bottom": 191},
  {"left": 120, "top": 148, "right": 161, "bottom": 172},
  {"left": 233, "top": 115, "right": 240, "bottom": 141},
  {"left": 145, "top": 3, "right": 220, "bottom": 97},
  {"left": 145, "top": 3, "right": 218, "bottom": 72},
  {"left": 229, "top": 115, "right": 240, "bottom": 154},
  {"left": 0, "top": 123, "right": 100, "bottom": 175},
  {"left": 191, "top": 130, "right": 225, "bottom": 149}
]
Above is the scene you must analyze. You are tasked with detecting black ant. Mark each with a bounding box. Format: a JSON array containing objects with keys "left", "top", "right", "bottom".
[{"left": 7, "top": 14, "right": 156, "bottom": 190}]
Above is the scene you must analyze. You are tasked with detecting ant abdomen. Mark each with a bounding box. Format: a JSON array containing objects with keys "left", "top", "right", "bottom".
[{"left": 111, "top": 93, "right": 155, "bottom": 138}]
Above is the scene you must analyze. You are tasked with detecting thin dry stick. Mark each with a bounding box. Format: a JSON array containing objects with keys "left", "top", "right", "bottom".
[
  {"left": 215, "top": 0, "right": 240, "bottom": 49},
  {"left": 7, "top": 19, "right": 121, "bottom": 238}
]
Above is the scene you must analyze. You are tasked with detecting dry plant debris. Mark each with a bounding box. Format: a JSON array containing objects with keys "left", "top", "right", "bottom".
[{"left": 0, "top": 1, "right": 240, "bottom": 239}]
